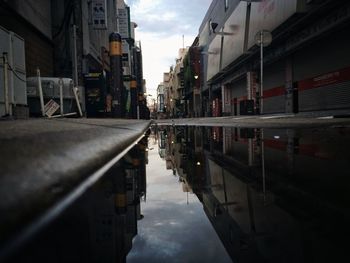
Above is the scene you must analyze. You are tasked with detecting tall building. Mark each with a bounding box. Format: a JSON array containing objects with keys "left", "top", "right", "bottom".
[
  {"left": 165, "top": 48, "right": 188, "bottom": 118},
  {"left": 198, "top": 0, "right": 350, "bottom": 116},
  {"left": 0, "top": 0, "right": 145, "bottom": 118}
]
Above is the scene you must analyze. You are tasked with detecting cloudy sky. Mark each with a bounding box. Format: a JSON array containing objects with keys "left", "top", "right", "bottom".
[
  {"left": 125, "top": 0, "right": 212, "bottom": 98},
  {"left": 127, "top": 143, "right": 232, "bottom": 263}
]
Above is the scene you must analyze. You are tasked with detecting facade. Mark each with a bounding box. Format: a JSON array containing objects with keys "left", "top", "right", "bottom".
[
  {"left": 0, "top": 0, "right": 54, "bottom": 77},
  {"left": 0, "top": 0, "right": 53, "bottom": 117},
  {"left": 183, "top": 38, "right": 201, "bottom": 117},
  {"left": 156, "top": 83, "right": 165, "bottom": 117},
  {"left": 163, "top": 48, "right": 188, "bottom": 118},
  {"left": 0, "top": 0, "right": 146, "bottom": 118},
  {"left": 198, "top": 0, "right": 350, "bottom": 116},
  {"left": 159, "top": 0, "right": 350, "bottom": 118}
]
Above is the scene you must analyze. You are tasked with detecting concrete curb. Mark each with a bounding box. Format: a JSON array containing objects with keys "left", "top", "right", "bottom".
[
  {"left": 155, "top": 115, "right": 350, "bottom": 128},
  {"left": 0, "top": 118, "right": 151, "bottom": 259}
]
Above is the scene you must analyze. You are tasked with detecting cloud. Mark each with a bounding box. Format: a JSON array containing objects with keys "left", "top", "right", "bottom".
[
  {"left": 124, "top": 0, "right": 212, "bottom": 97},
  {"left": 127, "top": 201, "right": 232, "bottom": 263},
  {"left": 136, "top": 31, "right": 184, "bottom": 94},
  {"left": 128, "top": 0, "right": 210, "bottom": 36}
]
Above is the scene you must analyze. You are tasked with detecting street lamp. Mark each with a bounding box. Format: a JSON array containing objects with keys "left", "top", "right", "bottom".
[{"left": 254, "top": 30, "right": 272, "bottom": 115}]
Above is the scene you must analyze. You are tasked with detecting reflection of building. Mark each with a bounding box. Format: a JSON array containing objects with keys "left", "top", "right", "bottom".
[
  {"left": 160, "top": 126, "right": 206, "bottom": 199},
  {"left": 203, "top": 157, "right": 303, "bottom": 262},
  {"left": 161, "top": 125, "right": 350, "bottom": 262},
  {"left": 8, "top": 136, "right": 148, "bottom": 263},
  {"left": 157, "top": 128, "right": 166, "bottom": 158}
]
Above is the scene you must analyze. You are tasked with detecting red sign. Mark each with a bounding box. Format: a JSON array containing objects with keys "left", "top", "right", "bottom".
[{"left": 298, "top": 67, "right": 350, "bottom": 91}]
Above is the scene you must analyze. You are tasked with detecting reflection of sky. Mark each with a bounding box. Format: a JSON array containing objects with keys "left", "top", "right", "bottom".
[{"left": 127, "top": 137, "right": 232, "bottom": 263}]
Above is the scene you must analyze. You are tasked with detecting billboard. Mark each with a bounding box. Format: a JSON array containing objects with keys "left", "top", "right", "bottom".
[
  {"left": 92, "top": 0, "right": 107, "bottom": 30},
  {"left": 118, "top": 7, "right": 130, "bottom": 39}
]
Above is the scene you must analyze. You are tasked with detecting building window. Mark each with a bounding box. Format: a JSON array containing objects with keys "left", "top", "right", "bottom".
[
  {"left": 225, "top": 0, "right": 229, "bottom": 11},
  {"left": 208, "top": 19, "right": 212, "bottom": 35}
]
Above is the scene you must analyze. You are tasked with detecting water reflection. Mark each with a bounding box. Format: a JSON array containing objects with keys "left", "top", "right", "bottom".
[
  {"left": 7, "top": 136, "right": 149, "bottom": 263},
  {"left": 127, "top": 127, "right": 231, "bottom": 263},
  {"left": 158, "top": 125, "right": 350, "bottom": 263},
  {"left": 7, "top": 126, "right": 350, "bottom": 262}
]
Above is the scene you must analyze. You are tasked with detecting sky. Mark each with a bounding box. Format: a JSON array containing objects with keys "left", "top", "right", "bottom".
[
  {"left": 125, "top": 0, "right": 212, "bottom": 99},
  {"left": 127, "top": 140, "right": 232, "bottom": 263}
]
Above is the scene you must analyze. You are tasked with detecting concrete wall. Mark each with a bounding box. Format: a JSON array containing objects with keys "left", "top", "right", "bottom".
[
  {"left": 4, "top": 0, "right": 52, "bottom": 39},
  {"left": 0, "top": 1, "right": 53, "bottom": 76},
  {"left": 82, "top": 0, "right": 117, "bottom": 69}
]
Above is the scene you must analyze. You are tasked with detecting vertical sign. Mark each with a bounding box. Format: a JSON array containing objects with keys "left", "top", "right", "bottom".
[
  {"left": 92, "top": 0, "right": 107, "bottom": 30},
  {"left": 117, "top": 8, "right": 130, "bottom": 39},
  {"left": 118, "top": 7, "right": 131, "bottom": 79}
]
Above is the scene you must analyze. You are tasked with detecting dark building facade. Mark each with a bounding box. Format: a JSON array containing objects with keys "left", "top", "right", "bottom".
[
  {"left": 0, "top": 0, "right": 146, "bottom": 118},
  {"left": 197, "top": 0, "right": 350, "bottom": 117},
  {"left": 0, "top": 0, "right": 54, "bottom": 77}
]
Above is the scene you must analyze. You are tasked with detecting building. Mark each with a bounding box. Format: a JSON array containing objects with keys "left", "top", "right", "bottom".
[
  {"left": 183, "top": 37, "right": 201, "bottom": 117},
  {"left": 0, "top": 0, "right": 146, "bottom": 118},
  {"left": 0, "top": 0, "right": 53, "bottom": 117},
  {"left": 163, "top": 72, "right": 170, "bottom": 118},
  {"left": 196, "top": 0, "right": 350, "bottom": 117},
  {"left": 164, "top": 48, "right": 188, "bottom": 118},
  {"left": 156, "top": 82, "right": 165, "bottom": 118}
]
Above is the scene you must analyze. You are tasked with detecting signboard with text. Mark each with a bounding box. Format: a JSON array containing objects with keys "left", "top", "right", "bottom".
[
  {"left": 118, "top": 8, "right": 130, "bottom": 38},
  {"left": 92, "top": 0, "right": 107, "bottom": 30},
  {"left": 44, "top": 99, "right": 60, "bottom": 117}
]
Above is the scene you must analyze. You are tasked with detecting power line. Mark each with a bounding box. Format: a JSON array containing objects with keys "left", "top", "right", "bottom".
[{"left": 6, "top": 63, "right": 27, "bottom": 82}]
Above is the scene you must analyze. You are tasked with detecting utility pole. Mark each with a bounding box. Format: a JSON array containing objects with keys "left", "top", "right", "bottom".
[
  {"left": 254, "top": 30, "right": 272, "bottom": 114},
  {"left": 72, "top": 25, "right": 79, "bottom": 87},
  {"left": 2, "top": 53, "right": 9, "bottom": 116},
  {"left": 109, "top": 32, "right": 124, "bottom": 118}
]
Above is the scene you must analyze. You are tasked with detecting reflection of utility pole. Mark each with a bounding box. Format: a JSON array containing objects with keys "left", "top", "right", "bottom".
[
  {"left": 261, "top": 129, "right": 266, "bottom": 205},
  {"left": 2, "top": 53, "right": 9, "bottom": 116},
  {"left": 187, "top": 191, "right": 189, "bottom": 205}
]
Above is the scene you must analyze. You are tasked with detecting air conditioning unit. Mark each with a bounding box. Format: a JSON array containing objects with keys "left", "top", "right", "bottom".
[
  {"left": 26, "top": 77, "right": 83, "bottom": 116},
  {"left": 0, "top": 26, "right": 27, "bottom": 117}
]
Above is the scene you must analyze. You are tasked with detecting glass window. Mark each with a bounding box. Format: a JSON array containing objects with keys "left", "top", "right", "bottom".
[{"left": 208, "top": 19, "right": 212, "bottom": 35}]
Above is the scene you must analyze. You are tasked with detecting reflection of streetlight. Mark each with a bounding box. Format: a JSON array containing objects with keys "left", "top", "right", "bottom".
[{"left": 194, "top": 75, "right": 199, "bottom": 80}]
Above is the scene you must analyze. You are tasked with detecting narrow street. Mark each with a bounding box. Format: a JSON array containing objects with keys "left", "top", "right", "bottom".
[{"left": 1, "top": 0, "right": 350, "bottom": 262}]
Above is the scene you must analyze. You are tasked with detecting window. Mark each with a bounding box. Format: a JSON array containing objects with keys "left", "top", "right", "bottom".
[{"left": 208, "top": 19, "right": 212, "bottom": 35}]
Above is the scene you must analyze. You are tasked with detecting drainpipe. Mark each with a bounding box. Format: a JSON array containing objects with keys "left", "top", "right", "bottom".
[
  {"left": 37, "top": 68, "right": 45, "bottom": 117},
  {"left": 260, "top": 31, "right": 264, "bottom": 114},
  {"left": 59, "top": 78, "right": 64, "bottom": 116},
  {"left": 72, "top": 25, "right": 79, "bottom": 87},
  {"left": 243, "top": 2, "right": 252, "bottom": 53},
  {"left": 2, "top": 53, "right": 9, "bottom": 116}
]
